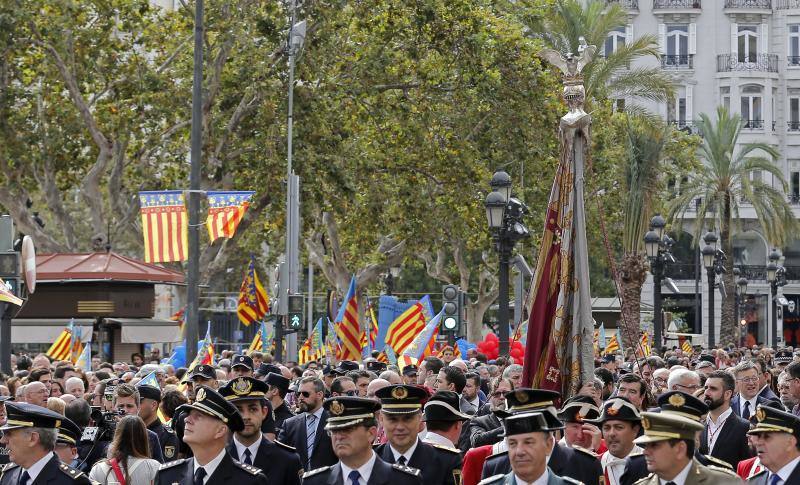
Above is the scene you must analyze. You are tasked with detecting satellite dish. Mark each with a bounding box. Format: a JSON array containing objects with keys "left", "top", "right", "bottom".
[{"left": 21, "top": 236, "right": 36, "bottom": 294}]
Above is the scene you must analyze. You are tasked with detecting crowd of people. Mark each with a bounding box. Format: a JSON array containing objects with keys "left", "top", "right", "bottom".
[{"left": 0, "top": 344, "right": 798, "bottom": 484}]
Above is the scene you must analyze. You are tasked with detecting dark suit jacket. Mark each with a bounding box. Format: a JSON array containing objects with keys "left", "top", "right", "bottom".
[
  {"left": 227, "top": 436, "right": 303, "bottom": 485},
  {"left": 482, "top": 442, "right": 602, "bottom": 485},
  {"left": 699, "top": 411, "right": 754, "bottom": 468},
  {"left": 480, "top": 467, "right": 583, "bottom": 485},
  {"left": 300, "top": 456, "right": 423, "bottom": 485},
  {"left": 375, "top": 439, "right": 461, "bottom": 485},
  {"left": 468, "top": 412, "right": 504, "bottom": 448},
  {"left": 153, "top": 452, "right": 268, "bottom": 485},
  {"left": 748, "top": 462, "right": 800, "bottom": 484},
  {"left": 730, "top": 394, "right": 771, "bottom": 419},
  {"left": 757, "top": 385, "right": 779, "bottom": 402},
  {"left": 0, "top": 454, "right": 92, "bottom": 485},
  {"left": 277, "top": 409, "right": 337, "bottom": 470}
]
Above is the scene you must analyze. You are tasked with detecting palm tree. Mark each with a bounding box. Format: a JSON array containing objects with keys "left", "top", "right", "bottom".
[
  {"left": 519, "top": 0, "right": 674, "bottom": 106},
  {"left": 618, "top": 118, "right": 670, "bottom": 350},
  {"left": 668, "top": 106, "right": 797, "bottom": 346}
]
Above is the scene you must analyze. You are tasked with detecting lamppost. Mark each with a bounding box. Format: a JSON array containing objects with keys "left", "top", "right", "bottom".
[
  {"left": 383, "top": 265, "right": 401, "bottom": 296},
  {"left": 701, "top": 231, "right": 725, "bottom": 349},
  {"left": 644, "top": 214, "right": 675, "bottom": 352},
  {"left": 485, "top": 170, "right": 529, "bottom": 357},
  {"left": 767, "top": 248, "right": 786, "bottom": 348},
  {"left": 734, "top": 268, "right": 748, "bottom": 346}
]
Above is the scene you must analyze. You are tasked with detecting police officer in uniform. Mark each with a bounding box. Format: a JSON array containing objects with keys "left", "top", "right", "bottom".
[
  {"left": 479, "top": 411, "right": 582, "bottom": 485},
  {"left": 154, "top": 386, "right": 268, "bottom": 485},
  {"left": 631, "top": 410, "right": 741, "bottom": 485},
  {"left": 220, "top": 377, "right": 303, "bottom": 485},
  {"left": 481, "top": 389, "right": 603, "bottom": 485},
  {"left": 0, "top": 402, "right": 95, "bottom": 484},
  {"left": 374, "top": 385, "right": 462, "bottom": 485},
  {"left": 0, "top": 396, "right": 11, "bottom": 466},
  {"left": 172, "top": 364, "right": 218, "bottom": 458},
  {"left": 745, "top": 405, "right": 800, "bottom": 484},
  {"left": 54, "top": 418, "right": 83, "bottom": 469},
  {"left": 266, "top": 372, "right": 294, "bottom": 432},
  {"left": 301, "top": 396, "right": 423, "bottom": 485},
  {"left": 136, "top": 380, "right": 179, "bottom": 461}
]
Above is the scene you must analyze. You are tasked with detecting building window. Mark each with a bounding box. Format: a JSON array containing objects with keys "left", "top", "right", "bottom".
[
  {"left": 741, "top": 85, "right": 763, "bottom": 128},
  {"left": 738, "top": 26, "right": 758, "bottom": 63},
  {"left": 665, "top": 25, "right": 689, "bottom": 67},
  {"left": 605, "top": 27, "right": 626, "bottom": 57},
  {"left": 791, "top": 172, "right": 800, "bottom": 203},
  {"left": 790, "top": 98, "right": 800, "bottom": 131},
  {"left": 790, "top": 25, "right": 800, "bottom": 66},
  {"left": 721, "top": 86, "right": 730, "bottom": 111}
]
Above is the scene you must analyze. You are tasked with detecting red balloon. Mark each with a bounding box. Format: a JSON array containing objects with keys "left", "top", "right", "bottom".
[{"left": 486, "top": 333, "right": 498, "bottom": 342}]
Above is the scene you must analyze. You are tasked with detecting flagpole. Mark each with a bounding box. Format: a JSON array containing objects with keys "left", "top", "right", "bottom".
[{"left": 185, "top": 0, "right": 204, "bottom": 365}]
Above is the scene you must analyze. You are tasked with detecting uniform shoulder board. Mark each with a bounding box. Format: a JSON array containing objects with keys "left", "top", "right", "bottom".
[
  {"left": 275, "top": 440, "right": 296, "bottom": 452},
  {"left": 234, "top": 461, "right": 263, "bottom": 476},
  {"left": 477, "top": 474, "right": 506, "bottom": 485},
  {"left": 392, "top": 464, "right": 421, "bottom": 477},
  {"left": 302, "top": 466, "right": 333, "bottom": 478},
  {"left": 627, "top": 451, "right": 644, "bottom": 458},
  {"left": 750, "top": 468, "right": 768, "bottom": 478},
  {"left": 706, "top": 465, "right": 739, "bottom": 477},
  {"left": 159, "top": 458, "right": 188, "bottom": 470},
  {"left": 164, "top": 425, "right": 176, "bottom": 434},
  {"left": 703, "top": 455, "right": 733, "bottom": 470},
  {"left": 1, "top": 463, "right": 18, "bottom": 472},
  {"left": 561, "top": 476, "right": 584, "bottom": 485},
  {"left": 427, "top": 442, "right": 461, "bottom": 454},
  {"left": 633, "top": 473, "right": 655, "bottom": 485},
  {"left": 58, "top": 462, "right": 87, "bottom": 479},
  {"left": 572, "top": 445, "right": 598, "bottom": 458}
]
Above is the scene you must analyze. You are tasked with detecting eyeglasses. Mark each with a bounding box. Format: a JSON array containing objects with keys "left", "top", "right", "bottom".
[
  {"left": 343, "top": 390, "right": 358, "bottom": 396},
  {"left": 737, "top": 377, "right": 759, "bottom": 384},
  {"left": 674, "top": 383, "right": 700, "bottom": 391},
  {"left": 491, "top": 391, "right": 509, "bottom": 398}
]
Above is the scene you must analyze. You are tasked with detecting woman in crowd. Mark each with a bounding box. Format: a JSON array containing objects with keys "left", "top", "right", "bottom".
[{"left": 89, "top": 415, "right": 160, "bottom": 485}]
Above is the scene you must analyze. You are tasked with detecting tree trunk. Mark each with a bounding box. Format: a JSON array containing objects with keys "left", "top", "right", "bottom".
[
  {"left": 618, "top": 252, "right": 648, "bottom": 351},
  {"left": 719, "top": 196, "right": 736, "bottom": 347}
]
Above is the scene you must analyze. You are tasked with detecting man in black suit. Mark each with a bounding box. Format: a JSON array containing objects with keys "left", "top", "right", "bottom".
[
  {"left": 277, "top": 376, "right": 336, "bottom": 471},
  {"left": 746, "top": 405, "right": 800, "bottom": 484},
  {"left": 374, "top": 385, "right": 462, "bottom": 485},
  {"left": 0, "top": 402, "right": 93, "bottom": 484},
  {"left": 301, "top": 396, "right": 422, "bottom": 485},
  {"left": 153, "top": 386, "right": 268, "bottom": 485},
  {"left": 700, "top": 370, "right": 754, "bottom": 469},
  {"left": 468, "top": 377, "right": 513, "bottom": 448},
  {"left": 221, "top": 377, "right": 303, "bottom": 485},
  {"left": 731, "top": 361, "right": 773, "bottom": 420},
  {"left": 754, "top": 358, "right": 780, "bottom": 402}
]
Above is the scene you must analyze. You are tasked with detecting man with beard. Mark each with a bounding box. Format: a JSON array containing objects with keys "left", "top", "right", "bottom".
[
  {"left": 301, "top": 397, "right": 422, "bottom": 485},
  {"left": 221, "top": 377, "right": 303, "bottom": 485},
  {"left": 589, "top": 397, "right": 642, "bottom": 485},
  {"left": 468, "top": 377, "right": 513, "bottom": 448},
  {"left": 374, "top": 385, "right": 462, "bottom": 485},
  {"left": 746, "top": 405, "right": 800, "bottom": 484},
  {"left": 700, "top": 370, "right": 754, "bottom": 468},
  {"left": 278, "top": 376, "right": 337, "bottom": 470}
]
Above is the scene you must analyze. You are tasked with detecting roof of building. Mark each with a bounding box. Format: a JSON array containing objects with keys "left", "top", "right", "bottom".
[{"left": 35, "top": 252, "right": 185, "bottom": 284}]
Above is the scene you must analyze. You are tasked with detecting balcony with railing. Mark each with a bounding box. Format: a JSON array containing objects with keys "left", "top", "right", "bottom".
[
  {"left": 789, "top": 121, "right": 800, "bottom": 132},
  {"left": 668, "top": 120, "right": 700, "bottom": 134},
  {"left": 724, "top": 0, "right": 772, "bottom": 8},
  {"left": 717, "top": 54, "right": 779, "bottom": 73},
  {"left": 777, "top": 0, "right": 800, "bottom": 8},
  {"left": 606, "top": 0, "right": 639, "bottom": 9},
  {"left": 741, "top": 119, "right": 765, "bottom": 130},
  {"left": 789, "top": 56, "right": 800, "bottom": 67},
  {"left": 661, "top": 54, "right": 694, "bottom": 69},
  {"left": 653, "top": 0, "right": 701, "bottom": 8}
]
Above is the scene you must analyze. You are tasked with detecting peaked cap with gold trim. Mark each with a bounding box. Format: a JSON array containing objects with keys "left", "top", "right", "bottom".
[
  {"left": 1, "top": 402, "right": 64, "bottom": 431},
  {"left": 657, "top": 391, "right": 708, "bottom": 422},
  {"left": 220, "top": 376, "right": 268, "bottom": 403},
  {"left": 324, "top": 396, "right": 381, "bottom": 430},
  {"left": 177, "top": 385, "right": 244, "bottom": 432},
  {"left": 375, "top": 385, "right": 429, "bottom": 414},
  {"left": 633, "top": 411, "right": 703, "bottom": 444},
  {"left": 747, "top": 405, "right": 800, "bottom": 440}
]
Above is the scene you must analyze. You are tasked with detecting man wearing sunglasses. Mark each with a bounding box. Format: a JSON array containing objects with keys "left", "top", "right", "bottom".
[
  {"left": 278, "top": 376, "right": 337, "bottom": 471},
  {"left": 330, "top": 376, "right": 358, "bottom": 397}
]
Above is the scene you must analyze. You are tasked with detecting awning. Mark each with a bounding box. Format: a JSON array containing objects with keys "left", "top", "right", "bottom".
[
  {"left": 10, "top": 319, "right": 95, "bottom": 344},
  {"left": 104, "top": 318, "right": 180, "bottom": 343}
]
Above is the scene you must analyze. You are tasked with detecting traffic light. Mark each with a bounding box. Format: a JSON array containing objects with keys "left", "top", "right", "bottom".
[
  {"left": 442, "top": 285, "right": 461, "bottom": 333},
  {"left": 0, "top": 252, "right": 19, "bottom": 297},
  {"left": 287, "top": 294, "right": 304, "bottom": 329}
]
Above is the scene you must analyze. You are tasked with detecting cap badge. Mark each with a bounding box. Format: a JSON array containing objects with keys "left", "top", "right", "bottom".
[
  {"left": 196, "top": 388, "right": 206, "bottom": 402},
  {"left": 576, "top": 413, "right": 585, "bottom": 422},
  {"left": 641, "top": 417, "right": 650, "bottom": 430},
  {"left": 756, "top": 407, "right": 766, "bottom": 422},
  {"left": 515, "top": 391, "right": 529, "bottom": 404},
  {"left": 391, "top": 387, "right": 408, "bottom": 400},
  {"left": 233, "top": 379, "right": 252, "bottom": 396},
  {"left": 330, "top": 400, "right": 345, "bottom": 416},
  {"left": 668, "top": 393, "right": 685, "bottom": 407},
  {"left": 607, "top": 407, "right": 619, "bottom": 416}
]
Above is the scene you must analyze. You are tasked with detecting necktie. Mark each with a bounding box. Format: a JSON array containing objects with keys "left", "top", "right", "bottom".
[
  {"left": 194, "top": 467, "right": 207, "bottom": 485},
  {"left": 18, "top": 471, "right": 29, "bottom": 485},
  {"left": 243, "top": 448, "right": 253, "bottom": 465},
  {"left": 770, "top": 473, "right": 782, "bottom": 485},
  {"left": 743, "top": 401, "right": 751, "bottom": 420},
  {"left": 348, "top": 470, "right": 361, "bottom": 485},
  {"left": 397, "top": 456, "right": 407, "bottom": 466},
  {"left": 665, "top": 482, "right": 676, "bottom": 485},
  {"left": 306, "top": 414, "right": 318, "bottom": 467}
]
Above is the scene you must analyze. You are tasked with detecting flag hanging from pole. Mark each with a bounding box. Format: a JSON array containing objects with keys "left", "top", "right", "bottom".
[
  {"left": 385, "top": 296, "right": 433, "bottom": 355},
  {"left": 237, "top": 256, "right": 269, "bottom": 326},
  {"left": 335, "top": 276, "right": 363, "bottom": 361},
  {"left": 604, "top": 332, "right": 620, "bottom": 355},
  {"left": 206, "top": 191, "right": 255, "bottom": 241},
  {"left": 403, "top": 309, "right": 442, "bottom": 362},
  {"left": 638, "top": 332, "right": 651, "bottom": 357},
  {"left": 248, "top": 321, "right": 272, "bottom": 354},
  {"left": 46, "top": 320, "right": 76, "bottom": 361},
  {"left": 75, "top": 335, "right": 92, "bottom": 371},
  {"left": 138, "top": 191, "right": 189, "bottom": 263}
]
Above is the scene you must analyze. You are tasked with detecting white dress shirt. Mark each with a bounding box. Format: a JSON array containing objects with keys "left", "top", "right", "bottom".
[
  {"left": 740, "top": 395, "right": 758, "bottom": 416},
  {"left": 659, "top": 460, "right": 693, "bottom": 485},
  {"left": 705, "top": 407, "right": 733, "bottom": 453},
  {"left": 193, "top": 448, "right": 227, "bottom": 484},
  {"left": 389, "top": 439, "right": 419, "bottom": 464},
  {"left": 233, "top": 432, "right": 262, "bottom": 463},
  {"left": 20, "top": 451, "right": 54, "bottom": 485},
  {"left": 513, "top": 468, "right": 549, "bottom": 485},
  {"left": 601, "top": 445, "right": 642, "bottom": 485},
  {"left": 339, "top": 449, "right": 378, "bottom": 485},
  {"left": 772, "top": 455, "right": 800, "bottom": 485}
]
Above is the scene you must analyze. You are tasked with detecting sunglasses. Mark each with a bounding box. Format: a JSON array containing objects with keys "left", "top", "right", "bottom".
[
  {"left": 491, "top": 391, "right": 507, "bottom": 398},
  {"left": 298, "top": 391, "right": 316, "bottom": 398},
  {"left": 343, "top": 390, "right": 358, "bottom": 396}
]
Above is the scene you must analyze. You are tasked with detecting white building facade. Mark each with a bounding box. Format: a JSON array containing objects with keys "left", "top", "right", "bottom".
[{"left": 608, "top": 0, "right": 800, "bottom": 348}]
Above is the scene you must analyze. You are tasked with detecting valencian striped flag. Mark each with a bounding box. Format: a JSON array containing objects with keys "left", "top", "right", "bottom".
[
  {"left": 206, "top": 191, "right": 255, "bottom": 241},
  {"left": 139, "top": 191, "right": 188, "bottom": 263},
  {"left": 248, "top": 321, "right": 272, "bottom": 354},
  {"left": 385, "top": 295, "right": 433, "bottom": 355},
  {"left": 75, "top": 336, "right": 92, "bottom": 371},
  {"left": 47, "top": 320, "right": 77, "bottom": 361},
  {"left": 335, "top": 276, "right": 363, "bottom": 361},
  {"left": 638, "top": 332, "right": 651, "bottom": 357},
  {"left": 680, "top": 337, "right": 692, "bottom": 354},
  {"left": 403, "top": 308, "right": 442, "bottom": 362},
  {"left": 237, "top": 257, "right": 269, "bottom": 326},
  {"left": 299, "top": 319, "right": 324, "bottom": 364},
  {"left": 603, "top": 332, "right": 620, "bottom": 356}
]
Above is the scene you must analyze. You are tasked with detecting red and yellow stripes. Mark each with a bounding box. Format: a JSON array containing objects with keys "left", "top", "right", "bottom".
[{"left": 385, "top": 303, "right": 427, "bottom": 355}]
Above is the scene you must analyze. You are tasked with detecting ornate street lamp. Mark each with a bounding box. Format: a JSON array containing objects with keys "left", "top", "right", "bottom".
[
  {"left": 734, "top": 268, "right": 748, "bottom": 346},
  {"left": 702, "top": 231, "right": 725, "bottom": 349},
  {"left": 643, "top": 214, "right": 676, "bottom": 352},
  {"left": 767, "top": 249, "right": 786, "bottom": 348}
]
